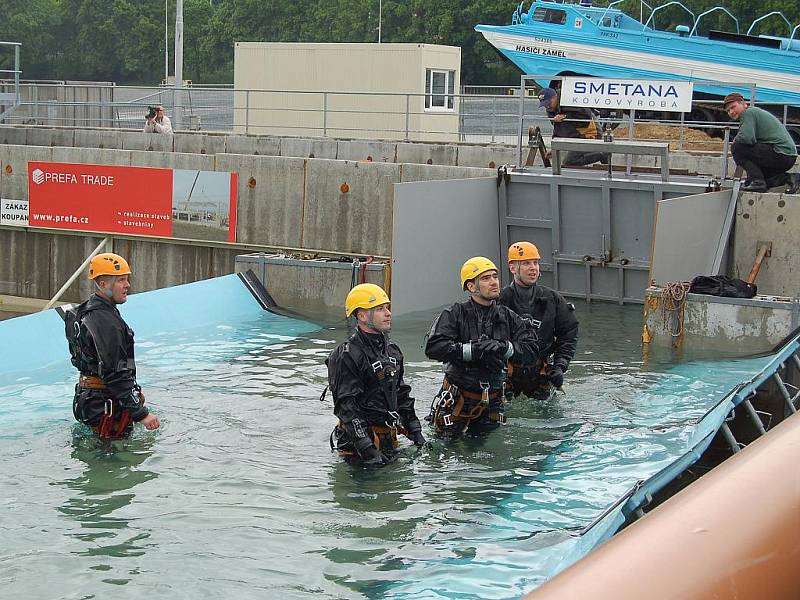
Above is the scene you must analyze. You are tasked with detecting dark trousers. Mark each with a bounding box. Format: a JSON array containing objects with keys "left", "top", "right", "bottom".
[
  {"left": 732, "top": 142, "right": 796, "bottom": 185},
  {"left": 563, "top": 151, "right": 609, "bottom": 167}
]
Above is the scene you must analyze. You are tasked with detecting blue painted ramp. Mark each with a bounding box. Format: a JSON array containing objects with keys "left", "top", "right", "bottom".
[{"left": 0, "top": 274, "right": 319, "bottom": 378}]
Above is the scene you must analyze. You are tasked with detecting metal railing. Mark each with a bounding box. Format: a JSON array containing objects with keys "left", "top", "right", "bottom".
[
  {"left": 0, "top": 42, "right": 21, "bottom": 121},
  {"left": 0, "top": 79, "right": 796, "bottom": 153}
]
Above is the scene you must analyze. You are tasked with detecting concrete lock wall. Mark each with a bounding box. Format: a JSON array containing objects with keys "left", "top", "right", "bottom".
[
  {"left": 0, "top": 137, "right": 493, "bottom": 305},
  {"left": 0, "top": 124, "right": 521, "bottom": 170},
  {"left": 235, "top": 254, "right": 387, "bottom": 316},
  {"left": 732, "top": 192, "right": 800, "bottom": 297}
]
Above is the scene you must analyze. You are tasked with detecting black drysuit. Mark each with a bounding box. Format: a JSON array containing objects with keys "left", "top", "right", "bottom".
[
  {"left": 498, "top": 282, "right": 579, "bottom": 398},
  {"left": 326, "top": 328, "right": 421, "bottom": 459},
  {"left": 68, "top": 294, "right": 148, "bottom": 432},
  {"left": 424, "top": 299, "right": 538, "bottom": 431}
]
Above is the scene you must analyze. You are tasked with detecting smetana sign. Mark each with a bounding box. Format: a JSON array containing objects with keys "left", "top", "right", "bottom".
[{"left": 561, "top": 77, "right": 694, "bottom": 113}]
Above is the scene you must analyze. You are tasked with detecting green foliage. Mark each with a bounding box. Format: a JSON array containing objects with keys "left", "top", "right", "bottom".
[{"left": 0, "top": 1, "right": 798, "bottom": 85}]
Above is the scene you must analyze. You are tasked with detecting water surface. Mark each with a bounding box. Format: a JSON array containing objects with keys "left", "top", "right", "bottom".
[{"left": 0, "top": 301, "right": 767, "bottom": 599}]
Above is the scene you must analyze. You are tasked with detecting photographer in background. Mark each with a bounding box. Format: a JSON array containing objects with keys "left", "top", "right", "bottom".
[{"left": 143, "top": 105, "right": 173, "bottom": 134}]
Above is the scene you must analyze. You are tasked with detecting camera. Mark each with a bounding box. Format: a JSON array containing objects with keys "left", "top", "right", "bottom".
[{"left": 145, "top": 106, "right": 158, "bottom": 120}]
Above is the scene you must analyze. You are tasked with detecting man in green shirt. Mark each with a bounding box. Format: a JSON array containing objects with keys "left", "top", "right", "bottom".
[{"left": 724, "top": 92, "right": 799, "bottom": 193}]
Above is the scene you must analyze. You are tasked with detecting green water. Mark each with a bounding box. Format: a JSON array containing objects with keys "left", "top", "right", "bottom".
[{"left": 0, "top": 301, "right": 766, "bottom": 599}]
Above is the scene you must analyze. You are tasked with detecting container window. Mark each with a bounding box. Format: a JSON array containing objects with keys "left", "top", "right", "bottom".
[{"left": 425, "top": 69, "right": 456, "bottom": 111}]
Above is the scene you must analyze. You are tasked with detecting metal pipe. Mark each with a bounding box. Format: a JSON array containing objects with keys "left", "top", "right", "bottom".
[
  {"left": 772, "top": 371, "right": 797, "bottom": 414},
  {"left": 405, "top": 94, "right": 410, "bottom": 141},
  {"left": 742, "top": 399, "right": 766, "bottom": 435},
  {"left": 720, "top": 422, "right": 740, "bottom": 453},
  {"left": 42, "top": 237, "right": 109, "bottom": 311},
  {"left": 517, "top": 75, "right": 525, "bottom": 167},
  {"left": 721, "top": 127, "right": 730, "bottom": 179},
  {"left": 174, "top": 0, "right": 184, "bottom": 130}
]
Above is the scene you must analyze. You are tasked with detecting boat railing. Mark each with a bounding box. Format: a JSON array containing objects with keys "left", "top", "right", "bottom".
[
  {"left": 598, "top": 0, "right": 652, "bottom": 29},
  {"left": 642, "top": 1, "right": 694, "bottom": 33},
  {"left": 690, "top": 6, "right": 739, "bottom": 36},
  {"left": 746, "top": 11, "right": 792, "bottom": 37}
]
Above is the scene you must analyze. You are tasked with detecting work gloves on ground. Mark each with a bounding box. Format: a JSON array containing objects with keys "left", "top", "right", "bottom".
[{"left": 546, "top": 364, "right": 565, "bottom": 389}]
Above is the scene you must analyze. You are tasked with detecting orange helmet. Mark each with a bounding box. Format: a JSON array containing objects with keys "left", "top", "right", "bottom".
[
  {"left": 508, "top": 241, "right": 541, "bottom": 262},
  {"left": 88, "top": 253, "right": 131, "bottom": 279}
]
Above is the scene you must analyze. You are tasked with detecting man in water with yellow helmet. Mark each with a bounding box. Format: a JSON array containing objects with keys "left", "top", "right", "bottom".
[
  {"left": 500, "top": 242, "right": 579, "bottom": 400},
  {"left": 66, "top": 252, "right": 160, "bottom": 439},
  {"left": 424, "top": 257, "right": 538, "bottom": 436},
  {"left": 326, "top": 283, "right": 425, "bottom": 465}
]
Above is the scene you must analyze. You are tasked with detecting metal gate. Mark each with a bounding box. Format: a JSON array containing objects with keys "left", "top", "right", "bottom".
[{"left": 498, "top": 168, "right": 731, "bottom": 304}]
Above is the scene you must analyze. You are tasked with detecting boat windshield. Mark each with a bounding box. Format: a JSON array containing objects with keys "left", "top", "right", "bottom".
[{"left": 532, "top": 6, "right": 567, "bottom": 25}]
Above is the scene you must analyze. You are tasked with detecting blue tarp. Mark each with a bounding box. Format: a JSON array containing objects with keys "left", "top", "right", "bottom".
[
  {"left": 549, "top": 332, "right": 800, "bottom": 576},
  {"left": 0, "top": 274, "right": 318, "bottom": 377}
]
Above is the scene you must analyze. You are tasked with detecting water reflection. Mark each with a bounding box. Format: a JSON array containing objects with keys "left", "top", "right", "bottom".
[{"left": 58, "top": 428, "right": 157, "bottom": 578}]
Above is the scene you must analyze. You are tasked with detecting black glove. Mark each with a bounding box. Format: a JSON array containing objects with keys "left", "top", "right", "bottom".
[
  {"left": 473, "top": 338, "right": 507, "bottom": 359},
  {"left": 408, "top": 429, "right": 427, "bottom": 448},
  {"left": 546, "top": 365, "right": 564, "bottom": 388},
  {"left": 354, "top": 437, "right": 383, "bottom": 464}
]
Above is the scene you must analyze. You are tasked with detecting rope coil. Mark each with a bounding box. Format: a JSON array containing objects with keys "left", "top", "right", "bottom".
[{"left": 661, "top": 281, "right": 691, "bottom": 338}]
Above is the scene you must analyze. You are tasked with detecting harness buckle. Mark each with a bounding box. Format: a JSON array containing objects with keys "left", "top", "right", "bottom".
[
  {"left": 386, "top": 411, "right": 401, "bottom": 428},
  {"left": 438, "top": 388, "right": 455, "bottom": 408},
  {"left": 371, "top": 360, "right": 382, "bottom": 373},
  {"left": 103, "top": 399, "right": 113, "bottom": 417},
  {"left": 479, "top": 381, "right": 490, "bottom": 405},
  {"left": 443, "top": 414, "right": 453, "bottom": 427}
]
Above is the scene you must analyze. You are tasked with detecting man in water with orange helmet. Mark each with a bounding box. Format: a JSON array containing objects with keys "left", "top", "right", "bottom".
[
  {"left": 66, "top": 252, "right": 160, "bottom": 439},
  {"left": 500, "top": 242, "right": 579, "bottom": 400}
]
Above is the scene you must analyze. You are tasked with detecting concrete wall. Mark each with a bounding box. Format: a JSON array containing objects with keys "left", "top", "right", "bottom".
[
  {"left": 0, "top": 125, "right": 512, "bottom": 170},
  {"left": 235, "top": 254, "right": 387, "bottom": 316},
  {"left": 0, "top": 142, "right": 492, "bottom": 256},
  {"left": 0, "top": 135, "right": 494, "bottom": 304},
  {"left": 0, "top": 228, "right": 244, "bottom": 304},
  {"left": 233, "top": 43, "right": 460, "bottom": 142},
  {"left": 644, "top": 288, "right": 797, "bottom": 355},
  {"left": 732, "top": 191, "right": 800, "bottom": 297}
]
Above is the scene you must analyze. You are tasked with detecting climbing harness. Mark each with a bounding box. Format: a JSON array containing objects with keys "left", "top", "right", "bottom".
[{"left": 428, "top": 378, "right": 506, "bottom": 432}]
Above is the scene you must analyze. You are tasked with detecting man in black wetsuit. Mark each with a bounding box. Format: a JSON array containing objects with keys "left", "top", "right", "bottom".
[
  {"left": 539, "top": 87, "right": 608, "bottom": 167},
  {"left": 499, "top": 242, "right": 579, "bottom": 400},
  {"left": 425, "top": 257, "right": 538, "bottom": 436},
  {"left": 67, "top": 252, "right": 160, "bottom": 439},
  {"left": 326, "top": 283, "right": 425, "bottom": 465}
]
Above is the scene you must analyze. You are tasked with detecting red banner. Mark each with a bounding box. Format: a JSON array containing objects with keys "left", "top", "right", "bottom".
[{"left": 28, "top": 162, "right": 174, "bottom": 237}]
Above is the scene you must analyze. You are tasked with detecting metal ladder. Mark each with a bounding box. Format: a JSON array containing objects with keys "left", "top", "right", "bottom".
[{"left": 719, "top": 347, "right": 800, "bottom": 454}]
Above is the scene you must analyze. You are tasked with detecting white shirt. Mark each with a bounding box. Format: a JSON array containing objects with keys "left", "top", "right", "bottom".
[{"left": 143, "top": 114, "right": 173, "bottom": 134}]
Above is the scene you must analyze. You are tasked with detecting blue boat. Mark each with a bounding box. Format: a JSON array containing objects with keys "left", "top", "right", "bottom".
[{"left": 475, "top": 1, "right": 800, "bottom": 127}]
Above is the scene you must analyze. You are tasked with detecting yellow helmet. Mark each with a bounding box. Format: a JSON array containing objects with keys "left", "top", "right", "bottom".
[
  {"left": 460, "top": 256, "right": 498, "bottom": 290},
  {"left": 508, "top": 241, "right": 541, "bottom": 262},
  {"left": 88, "top": 253, "right": 131, "bottom": 280},
  {"left": 345, "top": 283, "right": 390, "bottom": 317}
]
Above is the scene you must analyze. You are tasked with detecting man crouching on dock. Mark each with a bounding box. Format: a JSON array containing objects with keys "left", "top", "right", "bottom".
[{"left": 725, "top": 92, "right": 799, "bottom": 194}]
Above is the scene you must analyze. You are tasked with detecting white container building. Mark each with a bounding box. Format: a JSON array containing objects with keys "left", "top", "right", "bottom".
[{"left": 233, "top": 42, "right": 461, "bottom": 142}]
